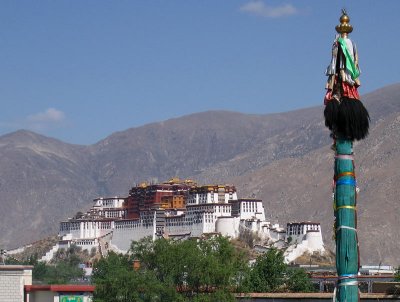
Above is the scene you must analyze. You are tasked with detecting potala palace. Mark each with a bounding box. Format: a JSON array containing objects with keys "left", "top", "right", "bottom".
[{"left": 42, "top": 178, "right": 325, "bottom": 263}]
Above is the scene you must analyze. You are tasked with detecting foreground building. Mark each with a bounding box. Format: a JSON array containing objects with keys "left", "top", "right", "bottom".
[
  {"left": 43, "top": 179, "right": 325, "bottom": 262},
  {"left": 0, "top": 265, "right": 94, "bottom": 302},
  {"left": 0, "top": 265, "right": 32, "bottom": 302}
]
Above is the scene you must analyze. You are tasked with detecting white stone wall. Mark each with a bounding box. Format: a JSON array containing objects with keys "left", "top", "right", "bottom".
[
  {"left": 111, "top": 219, "right": 156, "bottom": 253},
  {"left": 74, "top": 239, "right": 98, "bottom": 251},
  {"left": 304, "top": 230, "right": 325, "bottom": 251},
  {"left": 216, "top": 217, "right": 240, "bottom": 238},
  {"left": 165, "top": 217, "right": 189, "bottom": 235},
  {"left": 269, "top": 229, "right": 285, "bottom": 242},
  {"left": 60, "top": 220, "right": 113, "bottom": 240},
  {"left": 187, "top": 187, "right": 237, "bottom": 205},
  {"left": 284, "top": 230, "right": 325, "bottom": 263},
  {"left": 93, "top": 197, "right": 125, "bottom": 208},
  {"left": 189, "top": 213, "right": 206, "bottom": 237},
  {"left": 213, "top": 204, "right": 231, "bottom": 217},
  {"left": 239, "top": 200, "right": 265, "bottom": 220},
  {"left": 0, "top": 266, "right": 32, "bottom": 302},
  {"left": 164, "top": 212, "right": 207, "bottom": 237},
  {"left": 41, "top": 243, "right": 60, "bottom": 262}
]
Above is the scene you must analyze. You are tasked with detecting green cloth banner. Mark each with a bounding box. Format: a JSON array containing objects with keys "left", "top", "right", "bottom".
[
  {"left": 338, "top": 38, "right": 360, "bottom": 80},
  {"left": 334, "top": 140, "right": 359, "bottom": 302}
]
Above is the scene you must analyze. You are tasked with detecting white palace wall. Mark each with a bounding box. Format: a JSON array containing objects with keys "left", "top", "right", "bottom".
[
  {"left": 111, "top": 220, "right": 156, "bottom": 253},
  {"left": 50, "top": 192, "right": 325, "bottom": 264}
]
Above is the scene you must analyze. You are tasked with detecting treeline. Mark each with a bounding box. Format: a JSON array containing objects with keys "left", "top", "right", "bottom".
[
  {"left": 92, "top": 236, "right": 315, "bottom": 302},
  {"left": 6, "top": 235, "right": 400, "bottom": 301}
]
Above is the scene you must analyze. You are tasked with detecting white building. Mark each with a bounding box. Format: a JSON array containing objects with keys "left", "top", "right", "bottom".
[
  {"left": 0, "top": 265, "right": 32, "bottom": 302},
  {"left": 45, "top": 184, "right": 325, "bottom": 263},
  {"left": 284, "top": 222, "right": 325, "bottom": 263}
]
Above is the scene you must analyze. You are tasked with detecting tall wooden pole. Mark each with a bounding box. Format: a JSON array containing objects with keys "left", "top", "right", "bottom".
[
  {"left": 334, "top": 139, "right": 359, "bottom": 301},
  {"left": 323, "top": 10, "right": 370, "bottom": 302}
]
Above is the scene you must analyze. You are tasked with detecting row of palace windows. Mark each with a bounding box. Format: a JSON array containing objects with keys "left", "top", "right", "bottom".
[
  {"left": 187, "top": 205, "right": 231, "bottom": 214},
  {"left": 287, "top": 224, "right": 320, "bottom": 235},
  {"left": 242, "top": 202, "right": 258, "bottom": 213},
  {"left": 115, "top": 220, "right": 142, "bottom": 229},
  {"left": 187, "top": 193, "right": 231, "bottom": 204},
  {"left": 166, "top": 218, "right": 204, "bottom": 227},
  {"left": 104, "top": 211, "right": 124, "bottom": 218},
  {"left": 76, "top": 240, "right": 96, "bottom": 246}
]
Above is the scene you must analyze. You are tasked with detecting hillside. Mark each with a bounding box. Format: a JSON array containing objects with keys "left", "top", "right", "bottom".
[
  {"left": 1, "top": 83, "right": 399, "bottom": 265},
  {"left": 0, "top": 131, "right": 99, "bottom": 247}
]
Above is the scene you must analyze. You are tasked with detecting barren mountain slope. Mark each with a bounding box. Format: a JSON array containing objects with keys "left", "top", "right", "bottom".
[
  {"left": 0, "top": 131, "right": 98, "bottom": 247},
  {"left": 231, "top": 110, "right": 400, "bottom": 265},
  {"left": 88, "top": 108, "right": 328, "bottom": 195},
  {"left": 0, "top": 83, "right": 399, "bottom": 265}
]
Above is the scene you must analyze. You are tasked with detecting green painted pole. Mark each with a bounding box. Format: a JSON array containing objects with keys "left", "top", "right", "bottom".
[
  {"left": 322, "top": 10, "right": 369, "bottom": 301},
  {"left": 334, "top": 139, "right": 359, "bottom": 301}
]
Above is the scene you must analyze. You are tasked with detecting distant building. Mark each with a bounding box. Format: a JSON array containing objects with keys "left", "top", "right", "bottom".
[
  {"left": 360, "top": 265, "right": 396, "bottom": 275},
  {"left": 284, "top": 222, "right": 325, "bottom": 263},
  {"left": 43, "top": 178, "right": 325, "bottom": 263}
]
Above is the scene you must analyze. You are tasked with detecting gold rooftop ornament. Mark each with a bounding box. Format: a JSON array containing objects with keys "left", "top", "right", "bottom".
[{"left": 335, "top": 9, "right": 353, "bottom": 34}]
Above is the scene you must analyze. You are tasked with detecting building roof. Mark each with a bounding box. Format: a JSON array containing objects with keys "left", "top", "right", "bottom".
[
  {"left": 287, "top": 221, "right": 321, "bottom": 225},
  {"left": 0, "top": 265, "right": 33, "bottom": 271},
  {"left": 25, "top": 285, "right": 95, "bottom": 292}
]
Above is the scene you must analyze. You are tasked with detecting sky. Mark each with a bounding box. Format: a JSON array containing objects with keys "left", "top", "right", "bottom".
[{"left": 1, "top": 1, "right": 399, "bottom": 145}]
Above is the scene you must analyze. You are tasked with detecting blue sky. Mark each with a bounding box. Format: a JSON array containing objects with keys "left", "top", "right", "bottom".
[{"left": 1, "top": 1, "right": 399, "bottom": 145}]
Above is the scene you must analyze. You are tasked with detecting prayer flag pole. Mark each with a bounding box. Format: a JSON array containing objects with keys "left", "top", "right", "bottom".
[{"left": 323, "top": 10, "right": 370, "bottom": 302}]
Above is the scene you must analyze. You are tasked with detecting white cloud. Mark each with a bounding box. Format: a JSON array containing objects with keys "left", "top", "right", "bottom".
[
  {"left": 240, "top": 1, "right": 298, "bottom": 18},
  {"left": 27, "top": 108, "right": 65, "bottom": 123},
  {"left": 0, "top": 108, "right": 67, "bottom": 134}
]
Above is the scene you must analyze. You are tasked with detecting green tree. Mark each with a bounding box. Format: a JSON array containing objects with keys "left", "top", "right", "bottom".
[
  {"left": 2, "top": 253, "right": 83, "bottom": 284},
  {"left": 395, "top": 267, "right": 400, "bottom": 281},
  {"left": 93, "top": 236, "right": 247, "bottom": 301},
  {"left": 32, "top": 261, "right": 47, "bottom": 280},
  {"left": 92, "top": 251, "right": 182, "bottom": 302},
  {"left": 32, "top": 245, "right": 85, "bottom": 284},
  {"left": 244, "top": 248, "right": 315, "bottom": 293},
  {"left": 131, "top": 236, "right": 247, "bottom": 298},
  {"left": 93, "top": 237, "right": 315, "bottom": 301},
  {"left": 285, "top": 267, "right": 315, "bottom": 292},
  {"left": 244, "top": 248, "right": 287, "bottom": 292},
  {"left": 42, "top": 260, "right": 85, "bottom": 284}
]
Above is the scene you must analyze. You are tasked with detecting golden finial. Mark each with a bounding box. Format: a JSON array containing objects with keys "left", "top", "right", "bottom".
[{"left": 335, "top": 9, "right": 353, "bottom": 34}]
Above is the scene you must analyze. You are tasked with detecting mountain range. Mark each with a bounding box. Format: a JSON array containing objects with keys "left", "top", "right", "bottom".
[{"left": 1, "top": 83, "right": 400, "bottom": 265}]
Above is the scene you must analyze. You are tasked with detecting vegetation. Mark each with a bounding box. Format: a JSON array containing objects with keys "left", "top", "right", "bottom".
[
  {"left": 92, "top": 237, "right": 315, "bottom": 302},
  {"left": 246, "top": 248, "right": 315, "bottom": 292},
  {"left": 395, "top": 267, "right": 400, "bottom": 281},
  {"left": 92, "top": 251, "right": 182, "bottom": 302},
  {"left": 285, "top": 267, "right": 315, "bottom": 293},
  {"left": 93, "top": 236, "right": 247, "bottom": 302},
  {"left": 243, "top": 248, "right": 287, "bottom": 292},
  {"left": 4, "top": 244, "right": 86, "bottom": 284},
  {"left": 1, "top": 235, "right": 59, "bottom": 263},
  {"left": 293, "top": 250, "right": 335, "bottom": 267},
  {"left": 238, "top": 227, "right": 261, "bottom": 249},
  {"left": 243, "top": 248, "right": 315, "bottom": 293},
  {"left": 33, "top": 258, "right": 85, "bottom": 284}
]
